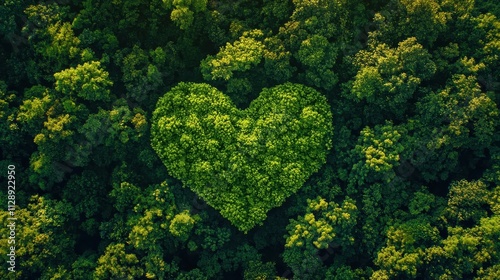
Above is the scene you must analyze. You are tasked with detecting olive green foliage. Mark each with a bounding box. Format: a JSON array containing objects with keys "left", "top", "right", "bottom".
[
  {"left": 243, "top": 260, "right": 277, "bottom": 280},
  {"left": 163, "top": 0, "right": 208, "bottom": 30},
  {"left": 0, "top": 196, "right": 77, "bottom": 279},
  {"left": 347, "top": 121, "right": 405, "bottom": 188},
  {"left": 151, "top": 82, "right": 333, "bottom": 232},
  {"left": 445, "top": 180, "right": 489, "bottom": 224},
  {"left": 346, "top": 37, "right": 436, "bottom": 122},
  {"left": 285, "top": 197, "right": 358, "bottom": 250},
  {"left": 372, "top": 0, "right": 450, "bottom": 47},
  {"left": 2, "top": 0, "right": 500, "bottom": 279},
  {"left": 283, "top": 196, "right": 358, "bottom": 278},
  {"left": 94, "top": 243, "right": 143, "bottom": 279},
  {"left": 169, "top": 210, "right": 196, "bottom": 241},
  {"left": 372, "top": 180, "right": 500, "bottom": 279}
]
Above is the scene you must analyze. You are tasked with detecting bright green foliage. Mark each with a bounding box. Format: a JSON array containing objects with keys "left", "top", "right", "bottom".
[
  {"left": 489, "top": 185, "right": 500, "bottom": 216},
  {"left": 169, "top": 210, "right": 196, "bottom": 241},
  {"left": 127, "top": 181, "right": 177, "bottom": 251},
  {"left": 348, "top": 121, "right": 405, "bottom": 188},
  {"left": 445, "top": 75, "right": 498, "bottom": 149},
  {"left": 23, "top": 3, "right": 63, "bottom": 32},
  {"left": 104, "top": 180, "right": 195, "bottom": 279},
  {"left": 201, "top": 30, "right": 265, "bottom": 81},
  {"left": 199, "top": 0, "right": 363, "bottom": 91},
  {"left": 23, "top": 4, "right": 80, "bottom": 76},
  {"left": 422, "top": 215, "right": 500, "bottom": 279},
  {"left": 477, "top": 264, "right": 500, "bottom": 280},
  {"left": 2, "top": 0, "right": 500, "bottom": 279},
  {"left": 28, "top": 96, "right": 82, "bottom": 189},
  {"left": 0, "top": 196, "right": 77, "bottom": 279},
  {"left": 41, "top": 22, "right": 80, "bottom": 63},
  {"left": 347, "top": 37, "right": 436, "bottom": 121},
  {"left": 25, "top": 93, "right": 147, "bottom": 192},
  {"left": 17, "top": 86, "right": 52, "bottom": 135},
  {"left": 151, "top": 82, "right": 332, "bottom": 232},
  {"left": 445, "top": 180, "right": 489, "bottom": 225},
  {"left": 128, "top": 208, "right": 166, "bottom": 250},
  {"left": 371, "top": 180, "right": 500, "bottom": 279},
  {"left": 94, "top": 243, "right": 144, "bottom": 280},
  {"left": 372, "top": 0, "right": 450, "bottom": 47},
  {"left": 282, "top": 196, "right": 357, "bottom": 279},
  {"left": 373, "top": 218, "right": 440, "bottom": 278},
  {"left": 474, "top": 13, "right": 500, "bottom": 69},
  {"left": 54, "top": 61, "right": 113, "bottom": 101},
  {"left": 163, "top": 0, "right": 207, "bottom": 30},
  {"left": 416, "top": 74, "right": 499, "bottom": 152},
  {"left": 285, "top": 197, "right": 358, "bottom": 250}
]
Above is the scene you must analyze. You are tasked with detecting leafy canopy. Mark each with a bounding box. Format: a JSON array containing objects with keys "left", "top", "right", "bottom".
[{"left": 151, "top": 82, "right": 333, "bottom": 232}]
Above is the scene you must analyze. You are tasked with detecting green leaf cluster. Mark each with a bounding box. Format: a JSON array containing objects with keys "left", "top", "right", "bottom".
[{"left": 151, "top": 82, "right": 333, "bottom": 232}]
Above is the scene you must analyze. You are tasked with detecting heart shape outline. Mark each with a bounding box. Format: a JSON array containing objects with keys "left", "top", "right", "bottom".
[{"left": 151, "top": 82, "right": 333, "bottom": 232}]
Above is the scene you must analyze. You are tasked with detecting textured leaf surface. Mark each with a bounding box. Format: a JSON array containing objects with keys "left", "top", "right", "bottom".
[{"left": 151, "top": 82, "right": 333, "bottom": 232}]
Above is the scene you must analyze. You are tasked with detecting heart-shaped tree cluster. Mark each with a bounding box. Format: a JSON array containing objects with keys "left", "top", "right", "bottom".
[{"left": 151, "top": 82, "right": 333, "bottom": 232}]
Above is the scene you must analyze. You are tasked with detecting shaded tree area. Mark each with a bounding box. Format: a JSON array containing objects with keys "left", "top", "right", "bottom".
[{"left": 1, "top": 0, "right": 500, "bottom": 279}]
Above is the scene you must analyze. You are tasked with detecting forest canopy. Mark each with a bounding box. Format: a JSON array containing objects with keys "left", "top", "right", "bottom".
[{"left": 1, "top": 0, "right": 500, "bottom": 279}]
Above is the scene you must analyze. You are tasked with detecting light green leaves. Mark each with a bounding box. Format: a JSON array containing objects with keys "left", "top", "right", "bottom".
[
  {"left": 169, "top": 210, "right": 196, "bottom": 241},
  {"left": 445, "top": 180, "right": 489, "bottom": 225},
  {"left": 94, "top": 243, "right": 143, "bottom": 279},
  {"left": 201, "top": 30, "right": 265, "bottom": 81},
  {"left": 54, "top": 61, "right": 113, "bottom": 101},
  {"left": 163, "top": 0, "right": 207, "bottom": 29},
  {"left": 347, "top": 37, "right": 436, "bottom": 120},
  {"left": 151, "top": 82, "right": 333, "bottom": 232},
  {"left": 348, "top": 121, "right": 405, "bottom": 188},
  {"left": 285, "top": 197, "right": 358, "bottom": 250}
]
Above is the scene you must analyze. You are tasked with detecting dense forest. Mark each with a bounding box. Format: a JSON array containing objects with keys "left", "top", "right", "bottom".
[{"left": 1, "top": 0, "right": 500, "bottom": 279}]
